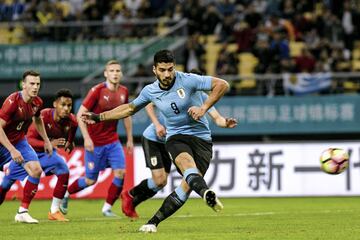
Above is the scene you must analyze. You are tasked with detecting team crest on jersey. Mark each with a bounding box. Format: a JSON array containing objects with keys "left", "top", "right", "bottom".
[
  {"left": 120, "top": 94, "right": 125, "bottom": 103},
  {"left": 88, "top": 162, "right": 95, "bottom": 170},
  {"left": 177, "top": 88, "right": 185, "bottom": 98},
  {"left": 32, "top": 106, "right": 38, "bottom": 113},
  {"left": 150, "top": 156, "right": 157, "bottom": 166}
]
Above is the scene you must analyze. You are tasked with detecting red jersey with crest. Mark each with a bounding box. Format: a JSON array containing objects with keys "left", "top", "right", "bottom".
[
  {"left": 82, "top": 82, "right": 129, "bottom": 146},
  {"left": 0, "top": 91, "right": 43, "bottom": 145},
  {"left": 27, "top": 108, "right": 78, "bottom": 152}
]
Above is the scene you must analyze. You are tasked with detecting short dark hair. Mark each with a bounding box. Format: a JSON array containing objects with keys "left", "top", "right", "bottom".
[
  {"left": 22, "top": 70, "right": 40, "bottom": 81},
  {"left": 153, "top": 50, "right": 175, "bottom": 66},
  {"left": 55, "top": 88, "right": 73, "bottom": 100}
]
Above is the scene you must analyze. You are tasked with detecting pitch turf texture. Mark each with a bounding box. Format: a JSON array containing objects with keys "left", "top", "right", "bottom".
[{"left": 1, "top": 197, "right": 359, "bottom": 240}]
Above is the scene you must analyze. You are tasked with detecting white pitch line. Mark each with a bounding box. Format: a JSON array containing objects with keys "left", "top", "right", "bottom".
[{"left": 47, "top": 209, "right": 354, "bottom": 222}]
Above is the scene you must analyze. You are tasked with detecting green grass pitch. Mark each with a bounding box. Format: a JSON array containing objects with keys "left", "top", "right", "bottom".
[{"left": 1, "top": 197, "right": 359, "bottom": 240}]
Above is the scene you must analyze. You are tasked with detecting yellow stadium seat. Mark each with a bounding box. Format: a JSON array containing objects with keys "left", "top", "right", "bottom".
[
  {"left": 352, "top": 49, "right": 360, "bottom": 60},
  {"left": 352, "top": 60, "right": 360, "bottom": 71},
  {"left": 176, "top": 64, "right": 184, "bottom": 72},
  {"left": 227, "top": 43, "right": 238, "bottom": 53},
  {"left": 289, "top": 41, "right": 305, "bottom": 57},
  {"left": 205, "top": 43, "right": 222, "bottom": 75},
  {"left": 206, "top": 35, "right": 217, "bottom": 44},
  {"left": 238, "top": 53, "right": 258, "bottom": 75}
]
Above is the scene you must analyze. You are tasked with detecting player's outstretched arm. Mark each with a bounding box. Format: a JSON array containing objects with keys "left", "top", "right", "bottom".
[
  {"left": 81, "top": 103, "right": 137, "bottom": 124},
  {"left": 33, "top": 115, "right": 53, "bottom": 155},
  {"left": 207, "top": 109, "right": 237, "bottom": 128}
]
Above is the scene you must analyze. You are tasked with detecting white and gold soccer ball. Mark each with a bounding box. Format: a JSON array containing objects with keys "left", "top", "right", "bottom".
[{"left": 320, "top": 148, "right": 349, "bottom": 174}]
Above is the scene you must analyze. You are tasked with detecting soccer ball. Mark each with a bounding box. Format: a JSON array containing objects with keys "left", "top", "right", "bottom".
[{"left": 320, "top": 148, "right": 349, "bottom": 174}]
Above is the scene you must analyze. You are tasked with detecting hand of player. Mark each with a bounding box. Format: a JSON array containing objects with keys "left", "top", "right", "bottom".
[
  {"left": 126, "top": 140, "right": 134, "bottom": 153},
  {"left": 81, "top": 112, "right": 100, "bottom": 124},
  {"left": 84, "top": 137, "right": 94, "bottom": 152},
  {"left": 155, "top": 124, "right": 166, "bottom": 138},
  {"left": 10, "top": 148, "right": 24, "bottom": 164},
  {"left": 44, "top": 139, "right": 53, "bottom": 156},
  {"left": 187, "top": 106, "right": 206, "bottom": 121},
  {"left": 51, "top": 138, "right": 66, "bottom": 148},
  {"left": 64, "top": 141, "right": 75, "bottom": 153},
  {"left": 225, "top": 118, "right": 238, "bottom": 128}
]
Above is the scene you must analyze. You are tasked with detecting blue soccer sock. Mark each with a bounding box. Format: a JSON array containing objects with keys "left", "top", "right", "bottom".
[{"left": 184, "top": 168, "right": 209, "bottom": 197}]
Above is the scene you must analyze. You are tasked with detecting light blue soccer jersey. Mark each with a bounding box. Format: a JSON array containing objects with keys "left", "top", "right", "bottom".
[
  {"left": 142, "top": 91, "right": 216, "bottom": 143},
  {"left": 142, "top": 112, "right": 166, "bottom": 143},
  {"left": 133, "top": 71, "right": 213, "bottom": 141}
]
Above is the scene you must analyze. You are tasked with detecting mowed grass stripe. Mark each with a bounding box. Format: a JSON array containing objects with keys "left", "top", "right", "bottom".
[{"left": 1, "top": 197, "right": 359, "bottom": 240}]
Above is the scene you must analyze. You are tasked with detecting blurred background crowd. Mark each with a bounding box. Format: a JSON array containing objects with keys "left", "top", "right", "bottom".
[{"left": 0, "top": 0, "right": 360, "bottom": 96}]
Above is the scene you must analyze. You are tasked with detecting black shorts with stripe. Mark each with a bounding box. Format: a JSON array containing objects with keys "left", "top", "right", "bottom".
[
  {"left": 141, "top": 136, "right": 172, "bottom": 173},
  {"left": 165, "top": 134, "right": 213, "bottom": 176}
]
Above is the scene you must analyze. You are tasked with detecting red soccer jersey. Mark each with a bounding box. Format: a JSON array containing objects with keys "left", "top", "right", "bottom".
[
  {"left": 27, "top": 108, "right": 78, "bottom": 152},
  {"left": 0, "top": 91, "right": 43, "bottom": 145},
  {"left": 82, "top": 82, "right": 129, "bottom": 146}
]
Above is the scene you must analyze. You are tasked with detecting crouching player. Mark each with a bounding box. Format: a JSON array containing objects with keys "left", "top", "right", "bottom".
[{"left": 1, "top": 89, "right": 77, "bottom": 222}]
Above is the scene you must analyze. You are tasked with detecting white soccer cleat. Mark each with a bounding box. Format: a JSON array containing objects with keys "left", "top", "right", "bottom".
[
  {"left": 203, "top": 189, "right": 224, "bottom": 212},
  {"left": 139, "top": 224, "right": 157, "bottom": 233},
  {"left": 102, "top": 210, "right": 118, "bottom": 217},
  {"left": 15, "top": 211, "right": 39, "bottom": 224},
  {"left": 59, "top": 197, "right": 69, "bottom": 215}
]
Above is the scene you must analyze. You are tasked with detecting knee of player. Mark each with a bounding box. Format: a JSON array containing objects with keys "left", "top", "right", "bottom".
[
  {"left": 153, "top": 176, "right": 167, "bottom": 188},
  {"left": 85, "top": 178, "right": 96, "bottom": 186},
  {"left": 30, "top": 166, "right": 43, "bottom": 178},
  {"left": 175, "top": 153, "right": 194, "bottom": 164},
  {"left": 113, "top": 169, "right": 125, "bottom": 178}
]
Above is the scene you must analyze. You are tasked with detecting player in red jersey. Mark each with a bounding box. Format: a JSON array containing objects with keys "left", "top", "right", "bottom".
[
  {"left": 61, "top": 60, "right": 133, "bottom": 217},
  {"left": 0, "top": 70, "right": 53, "bottom": 223},
  {"left": 27, "top": 88, "right": 77, "bottom": 221}
]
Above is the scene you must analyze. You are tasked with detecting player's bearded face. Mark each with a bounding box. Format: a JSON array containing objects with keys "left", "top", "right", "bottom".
[
  {"left": 22, "top": 76, "right": 40, "bottom": 98},
  {"left": 105, "top": 64, "right": 122, "bottom": 85},
  {"left": 154, "top": 63, "right": 175, "bottom": 88},
  {"left": 54, "top": 97, "right": 72, "bottom": 119}
]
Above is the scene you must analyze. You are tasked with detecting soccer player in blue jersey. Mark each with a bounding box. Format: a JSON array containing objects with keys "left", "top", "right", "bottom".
[
  {"left": 82, "top": 49, "right": 234, "bottom": 232},
  {"left": 121, "top": 94, "right": 237, "bottom": 219}
]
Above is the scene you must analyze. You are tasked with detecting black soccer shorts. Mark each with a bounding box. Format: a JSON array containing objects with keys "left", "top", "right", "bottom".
[
  {"left": 165, "top": 134, "right": 213, "bottom": 176},
  {"left": 141, "top": 136, "right": 172, "bottom": 173}
]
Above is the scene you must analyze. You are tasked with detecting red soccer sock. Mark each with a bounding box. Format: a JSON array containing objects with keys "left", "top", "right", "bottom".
[
  {"left": 0, "top": 186, "right": 9, "bottom": 205},
  {"left": 105, "top": 183, "right": 122, "bottom": 205},
  {"left": 68, "top": 178, "right": 86, "bottom": 194},
  {"left": 53, "top": 173, "right": 69, "bottom": 199},
  {"left": 21, "top": 180, "right": 38, "bottom": 209}
]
